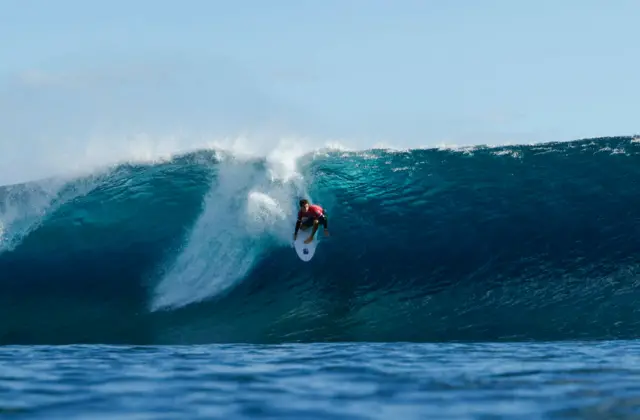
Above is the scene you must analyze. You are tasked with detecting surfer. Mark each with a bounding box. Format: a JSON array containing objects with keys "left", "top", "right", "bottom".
[{"left": 293, "top": 199, "right": 330, "bottom": 244}]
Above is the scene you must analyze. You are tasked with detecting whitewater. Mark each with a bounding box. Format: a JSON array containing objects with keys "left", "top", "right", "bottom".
[{"left": 1, "top": 135, "right": 639, "bottom": 345}]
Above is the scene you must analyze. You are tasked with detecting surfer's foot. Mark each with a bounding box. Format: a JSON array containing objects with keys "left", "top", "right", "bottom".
[{"left": 304, "top": 236, "right": 314, "bottom": 244}]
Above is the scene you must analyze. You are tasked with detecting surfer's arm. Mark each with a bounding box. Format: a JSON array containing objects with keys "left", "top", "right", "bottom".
[
  {"left": 294, "top": 210, "right": 303, "bottom": 236},
  {"left": 314, "top": 210, "right": 328, "bottom": 229},
  {"left": 294, "top": 219, "right": 302, "bottom": 234}
]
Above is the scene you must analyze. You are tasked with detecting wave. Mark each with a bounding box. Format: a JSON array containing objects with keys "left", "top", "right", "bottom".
[{"left": 1, "top": 136, "right": 640, "bottom": 344}]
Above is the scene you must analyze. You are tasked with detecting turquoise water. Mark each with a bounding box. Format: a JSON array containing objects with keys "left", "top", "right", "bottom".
[
  {"left": 2, "top": 342, "right": 639, "bottom": 419},
  {"left": 2, "top": 137, "right": 640, "bottom": 344}
]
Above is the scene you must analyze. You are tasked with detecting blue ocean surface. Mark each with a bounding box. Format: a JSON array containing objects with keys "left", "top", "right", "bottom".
[
  {"left": 2, "top": 341, "right": 640, "bottom": 419},
  {"left": 1, "top": 136, "right": 640, "bottom": 417}
]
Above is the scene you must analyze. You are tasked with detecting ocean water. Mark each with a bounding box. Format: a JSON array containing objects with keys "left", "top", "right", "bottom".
[
  {"left": 3, "top": 342, "right": 640, "bottom": 419},
  {"left": 1, "top": 136, "right": 640, "bottom": 417}
]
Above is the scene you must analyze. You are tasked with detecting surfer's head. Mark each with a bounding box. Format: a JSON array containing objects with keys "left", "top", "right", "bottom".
[{"left": 299, "top": 199, "right": 309, "bottom": 210}]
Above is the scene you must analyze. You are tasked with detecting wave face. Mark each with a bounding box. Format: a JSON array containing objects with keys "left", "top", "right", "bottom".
[{"left": 1, "top": 136, "right": 640, "bottom": 344}]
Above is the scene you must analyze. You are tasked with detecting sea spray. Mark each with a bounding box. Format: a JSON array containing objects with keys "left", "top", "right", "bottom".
[{"left": 152, "top": 142, "right": 308, "bottom": 310}]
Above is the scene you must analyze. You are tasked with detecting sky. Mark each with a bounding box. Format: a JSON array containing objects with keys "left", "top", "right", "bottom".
[{"left": 1, "top": 0, "right": 639, "bottom": 184}]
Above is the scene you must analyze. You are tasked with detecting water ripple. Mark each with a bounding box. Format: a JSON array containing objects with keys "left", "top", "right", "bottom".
[{"left": 1, "top": 341, "right": 640, "bottom": 419}]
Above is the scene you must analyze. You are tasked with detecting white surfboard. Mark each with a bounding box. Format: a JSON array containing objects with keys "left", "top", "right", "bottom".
[{"left": 294, "top": 228, "right": 320, "bottom": 262}]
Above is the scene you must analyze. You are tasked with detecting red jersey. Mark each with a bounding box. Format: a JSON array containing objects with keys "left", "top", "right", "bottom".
[{"left": 298, "top": 204, "right": 324, "bottom": 220}]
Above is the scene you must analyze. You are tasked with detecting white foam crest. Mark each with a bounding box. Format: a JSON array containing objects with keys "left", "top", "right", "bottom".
[
  {"left": 12, "top": 132, "right": 351, "bottom": 187},
  {"left": 0, "top": 175, "right": 99, "bottom": 254},
  {"left": 0, "top": 188, "right": 54, "bottom": 253},
  {"left": 1, "top": 133, "right": 186, "bottom": 187},
  {"left": 151, "top": 139, "right": 306, "bottom": 311},
  {"left": 0, "top": 132, "right": 178, "bottom": 253}
]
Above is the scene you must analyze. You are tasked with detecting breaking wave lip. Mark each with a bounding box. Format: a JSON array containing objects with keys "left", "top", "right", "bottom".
[{"left": 1, "top": 135, "right": 640, "bottom": 345}]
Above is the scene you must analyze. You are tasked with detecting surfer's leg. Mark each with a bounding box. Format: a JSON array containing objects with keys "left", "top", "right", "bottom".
[
  {"left": 320, "top": 215, "right": 329, "bottom": 236},
  {"left": 304, "top": 220, "right": 319, "bottom": 244},
  {"left": 300, "top": 218, "right": 312, "bottom": 231}
]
